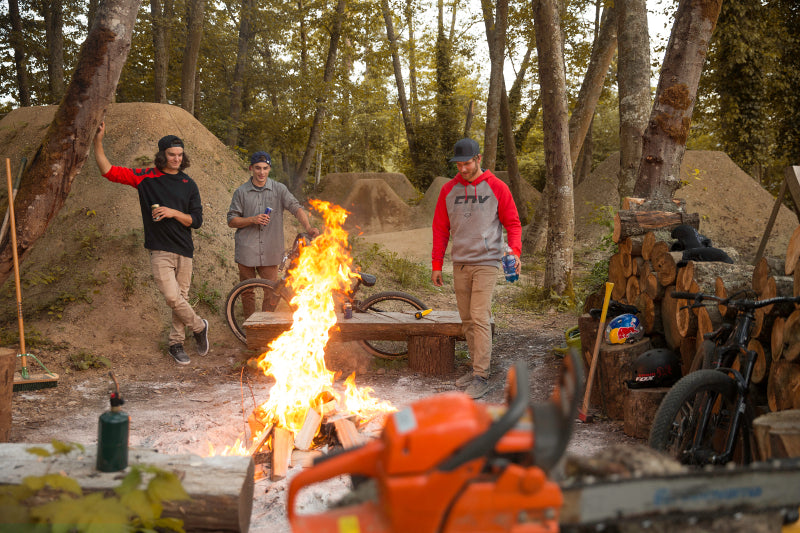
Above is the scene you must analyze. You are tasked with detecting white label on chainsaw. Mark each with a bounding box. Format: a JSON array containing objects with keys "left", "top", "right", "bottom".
[{"left": 393, "top": 407, "right": 417, "bottom": 434}]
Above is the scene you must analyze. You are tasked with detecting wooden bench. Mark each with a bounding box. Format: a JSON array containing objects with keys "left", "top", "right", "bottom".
[{"left": 244, "top": 310, "right": 470, "bottom": 375}]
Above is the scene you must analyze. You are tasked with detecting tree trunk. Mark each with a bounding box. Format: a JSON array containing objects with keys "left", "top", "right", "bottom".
[
  {"left": 568, "top": 3, "right": 618, "bottom": 169},
  {"left": 499, "top": 82, "right": 528, "bottom": 223},
  {"left": 482, "top": 0, "right": 508, "bottom": 170},
  {"left": 534, "top": 0, "right": 574, "bottom": 294},
  {"left": 44, "top": 0, "right": 66, "bottom": 104},
  {"left": 8, "top": 0, "right": 31, "bottom": 107},
  {"left": 180, "top": 0, "right": 207, "bottom": 115},
  {"left": 616, "top": 0, "right": 651, "bottom": 200},
  {"left": 632, "top": 0, "right": 723, "bottom": 201},
  {"left": 382, "top": 0, "right": 420, "bottom": 168},
  {"left": 291, "top": 0, "right": 346, "bottom": 194},
  {"left": 225, "top": 0, "right": 255, "bottom": 147},
  {"left": 0, "top": 0, "right": 141, "bottom": 287},
  {"left": 404, "top": 0, "right": 419, "bottom": 121},
  {"left": 150, "top": 0, "right": 172, "bottom": 104}
]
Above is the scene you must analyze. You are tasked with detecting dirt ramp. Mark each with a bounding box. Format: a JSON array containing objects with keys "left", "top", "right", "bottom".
[
  {"left": 317, "top": 172, "right": 417, "bottom": 206},
  {"left": 574, "top": 150, "right": 798, "bottom": 262},
  {"left": 342, "top": 179, "right": 413, "bottom": 234},
  {"left": 418, "top": 176, "right": 451, "bottom": 223},
  {"left": 493, "top": 171, "right": 542, "bottom": 215}
]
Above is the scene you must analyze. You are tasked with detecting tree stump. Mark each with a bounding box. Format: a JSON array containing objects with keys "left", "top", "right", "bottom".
[
  {"left": 753, "top": 409, "right": 800, "bottom": 460},
  {"left": 623, "top": 387, "right": 670, "bottom": 439},
  {"left": 0, "top": 348, "right": 14, "bottom": 442},
  {"left": 408, "top": 335, "right": 455, "bottom": 375},
  {"left": 597, "top": 337, "right": 652, "bottom": 420}
]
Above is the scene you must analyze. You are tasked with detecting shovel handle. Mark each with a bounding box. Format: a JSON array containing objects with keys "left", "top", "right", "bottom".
[{"left": 580, "top": 282, "right": 614, "bottom": 417}]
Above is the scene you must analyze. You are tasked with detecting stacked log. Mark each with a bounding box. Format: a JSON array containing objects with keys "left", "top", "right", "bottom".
[{"left": 597, "top": 201, "right": 800, "bottom": 441}]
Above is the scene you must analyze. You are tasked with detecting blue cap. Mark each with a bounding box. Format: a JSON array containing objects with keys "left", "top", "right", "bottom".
[
  {"left": 449, "top": 138, "right": 480, "bottom": 162},
  {"left": 250, "top": 151, "right": 272, "bottom": 166}
]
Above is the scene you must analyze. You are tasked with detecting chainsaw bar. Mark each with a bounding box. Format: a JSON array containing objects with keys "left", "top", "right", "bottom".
[{"left": 560, "top": 458, "right": 800, "bottom": 529}]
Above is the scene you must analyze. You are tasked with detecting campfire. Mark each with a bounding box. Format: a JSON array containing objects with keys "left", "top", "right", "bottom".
[{"left": 213, "top": 200, "right": 396, "bottom": 479}]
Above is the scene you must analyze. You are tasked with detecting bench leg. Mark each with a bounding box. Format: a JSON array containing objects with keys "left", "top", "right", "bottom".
[{"left": 408, "top": 335, "right": 455, "bottom": 375}]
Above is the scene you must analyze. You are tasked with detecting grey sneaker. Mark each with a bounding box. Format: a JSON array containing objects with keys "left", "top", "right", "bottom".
[
  {"left": 455, "top": 372, "right": 474, "bottom": 387},
  {"left": 169, "top": 343, "right": 190, "bottom": 365},
  {"left": 465, "top": 377, "right": 489, "bottom": 399},
  {"left": 194, "top": 319, "right": 209, "bottom": 356}
]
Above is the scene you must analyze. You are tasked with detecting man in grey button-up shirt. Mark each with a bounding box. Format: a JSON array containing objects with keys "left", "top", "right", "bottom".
[{"left": 227, "top": 151, "right": 319, "bottom": 317}]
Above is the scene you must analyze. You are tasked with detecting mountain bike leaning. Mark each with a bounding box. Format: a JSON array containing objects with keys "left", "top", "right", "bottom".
[
  {"left": 648, "top": 289, "right": 800, "bottom": 466},
  {"left": 224, "top": 233, "right": 428, "bottom": 360}
]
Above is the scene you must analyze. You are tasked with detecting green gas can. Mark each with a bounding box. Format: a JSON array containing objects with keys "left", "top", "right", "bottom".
[{"left": 96, "top": 372, "right": 129, "bottom": 472}]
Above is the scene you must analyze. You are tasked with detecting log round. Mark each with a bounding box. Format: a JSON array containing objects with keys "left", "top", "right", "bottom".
[
  {"left": 767, "top": 360, "right": 800, "bottom": 412},
  {"left": 785, "top": 225, "right": 800, "bottom": 276},
  {"left": 661, "top": 286, "right": 683, "bottom": 350},
  {"left": 753, "top": 257, "right": 770, "bottom": 295},
  {"left": 753, "top": 409, "right": 800, "bottom": 460},
  {"left": 641, "top": 232, "right": 656, "bottom": 261},
  {"left": 623, "top": 387, "right": 670, "bottom": 439},
  {"left": 772, "top": 316, "right": 786, "bottom": 361},
  {"left": 634, "top": 292, "right": 655, "bottom": 335},
  {"left": 408, "top": 335, "right": 455, "bottom": 375},
  {"left": 596, "top": 337, "right": 652, "bottom": 420},
  {"left": 676, "top": 261, "right": 695, "bottom": 292},
  {"left": 748, "top": 338, "right": 770, "bottom": 385}
]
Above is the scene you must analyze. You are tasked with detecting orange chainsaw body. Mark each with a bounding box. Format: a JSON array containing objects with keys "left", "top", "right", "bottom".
[{"left": 288, "top": 390, "right": 564, "bottom": 533}]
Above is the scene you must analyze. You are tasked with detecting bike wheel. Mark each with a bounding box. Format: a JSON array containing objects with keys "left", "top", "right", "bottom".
[
  {"left": 648, "top": 369, "right": 753, "bottom": 466},
  {"left": 224, "top": 279, "right": 292, "bottom": 344},
  {"left": 357, "top": 291, "right": 427, "bottom": 360}
]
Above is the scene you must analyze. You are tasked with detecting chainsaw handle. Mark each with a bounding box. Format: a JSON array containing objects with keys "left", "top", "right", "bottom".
[
  {"left": 438, "top": 360, "right": 530, "bottom": 472},
  {"left": 287, "top": 439, "right": 382, "bottom": 522}
]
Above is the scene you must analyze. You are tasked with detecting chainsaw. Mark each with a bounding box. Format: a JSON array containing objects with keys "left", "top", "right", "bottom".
[{"left": 287, "top": 349, "right": 800, "bottom": 532}]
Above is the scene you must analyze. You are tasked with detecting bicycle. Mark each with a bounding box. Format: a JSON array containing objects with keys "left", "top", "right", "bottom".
[
  {"left": 224, "top": 233, "right": 428, "bottom": 360},
  {"left": 648, "top": 289, "right": 800, "bottom": 467}
]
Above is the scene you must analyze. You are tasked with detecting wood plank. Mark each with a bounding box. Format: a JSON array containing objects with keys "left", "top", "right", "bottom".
[
  {"left": 0, "top": 443, "right": 254, "bottom": 532},
  {"left": 271, "top": 427, "right": 294, "bottom": 481},
  {"left": 334, "top": 418, "right": 364, "bottom": 449}
]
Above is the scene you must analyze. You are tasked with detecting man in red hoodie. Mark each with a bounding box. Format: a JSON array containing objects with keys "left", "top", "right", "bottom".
[{"left": 431, "top": 138, "right": 522, "bottom": 399}]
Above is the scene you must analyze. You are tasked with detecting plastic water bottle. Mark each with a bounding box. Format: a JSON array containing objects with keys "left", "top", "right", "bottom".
[{"left": 502, "top": 248, "right": 518, "bottom": 283}]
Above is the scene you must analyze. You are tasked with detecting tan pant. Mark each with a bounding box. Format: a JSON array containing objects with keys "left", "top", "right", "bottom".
[
  {"left": 453, "top": 264, "right": 497, "bottom": 379},
  {"left": 237, "top": 264, "right": 279, "bottom": 318},
  {"left": 150, "top": 250, "right": 205, "bottom": 345}
]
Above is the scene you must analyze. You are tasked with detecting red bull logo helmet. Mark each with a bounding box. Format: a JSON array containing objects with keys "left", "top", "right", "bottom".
[{"left": 605, "top": 313, "right": 643, "bottom": 344}]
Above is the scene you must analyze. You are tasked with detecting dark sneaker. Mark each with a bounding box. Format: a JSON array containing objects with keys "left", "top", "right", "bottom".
[
  {"left": 465, "top": 377, "right": 489, "bottom": 399},
  {"left": 169, "top": 344, "right": 190, "bottom": 365},
  {"left": 455, "top": 372, "right": 474, "bottom": 387},
  {"left": 194, "top": 319, "right": 209, "bottom": 356}
]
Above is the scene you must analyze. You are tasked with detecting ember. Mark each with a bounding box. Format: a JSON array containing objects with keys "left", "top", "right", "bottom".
[{"left": 212, "top": 201, "right": 396, "bottom": 476}]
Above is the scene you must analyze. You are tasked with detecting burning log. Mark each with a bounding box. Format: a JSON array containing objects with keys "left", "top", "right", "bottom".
[
  {"left": 246, "top": 423, "right": 273, "bottom": 456},
  {"left": 334, "top": 417, "right": 365, "bottom": 448},
  {"left": 295, "top": 408, "right": 322, "bottom": 451},
  {"left": 272, "top": 427, "right": 294, "bottom": 481}
]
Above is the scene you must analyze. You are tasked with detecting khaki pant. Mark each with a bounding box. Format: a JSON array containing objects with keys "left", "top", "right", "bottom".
[
  {"left": 453, "top": 264, "right": 497, "bottom": 379},
  {"left": 237, "top": 264, "right": 279, "bottom": 318},
  {"left": 150, "top": 250, "right": 205, "bottom": 345}
]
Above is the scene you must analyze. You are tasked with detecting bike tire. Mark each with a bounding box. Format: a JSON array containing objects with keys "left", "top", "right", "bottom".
[
  {"left": 648, "top": 369, "right": 753, "bottom": 466},
  {"left": 357, "top": 291, "right": 427, "bottom": 360},
  {"left": 224, "top": 278, "right": 292, "bottom": 344}
]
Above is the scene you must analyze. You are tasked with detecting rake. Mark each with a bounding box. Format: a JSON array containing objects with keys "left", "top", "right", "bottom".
[{"left": 5, "top": 158, "right": 59, "bottom": 392}]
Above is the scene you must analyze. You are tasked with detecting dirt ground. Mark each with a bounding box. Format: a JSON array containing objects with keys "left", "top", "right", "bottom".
[{"left": 1, "top": 103, "right": 797, "bottom": 531}]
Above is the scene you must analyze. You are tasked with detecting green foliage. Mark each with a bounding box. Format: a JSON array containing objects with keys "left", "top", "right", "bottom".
[
  {"left": 117, "top": 266, "right": 137, "bottom": 302},
  {"left": 2, "top": 441, "right": 188, "bottom": 532},
  {"left": 352, "top": 242, "right": 430, "bottom": 292},
  {"left": 190, "top": 280, "right": 221, "bottom": 314},
  {"left": 514, "top": 283, "right": 580, "bottom": 314},
  {"left": 586, "top": 203, "right": 617, "bottom": 251},
  {"left": 69, "top": 350, "right": 111, "bottom": 371}
]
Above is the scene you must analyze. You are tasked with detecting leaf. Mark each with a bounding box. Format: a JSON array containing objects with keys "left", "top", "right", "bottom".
[
  {"left": 0, "top": 501, "right": 32, "bottom": 524},
  {"left": 154, "top": 516, "right": 186, "bottom": 532},
  {"left": 39, "top": 474, "right": 83, "bottom": 496},
  {"left": 114, "top": 468, "right": 143, "bottom": 496},
  {"left": 120, "top": 489, "right": 161, "bottom": 524},
  {"left": 51, "top": 440, "right": 78, "bottom": 455},
  {"left": 146, "top": 472, "right": 190, "bottom": 503},
  {"left": 26, "top": 446, "right": 51, "bottom": 458}
]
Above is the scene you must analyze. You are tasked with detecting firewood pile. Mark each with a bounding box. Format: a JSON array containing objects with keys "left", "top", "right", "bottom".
[
  {"left": 587, "top": 205, "right": 800, "bottom": 417},
  {"left": 245, "top": 393, "right": 382, "bottom": 482}
]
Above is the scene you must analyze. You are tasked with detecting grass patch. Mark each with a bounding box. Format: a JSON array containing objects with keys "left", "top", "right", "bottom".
[
  {"left": 191, "top": 280, "right": 221, "bottom": 314},
  {"left": 117, "top": 265, "right": 136, "bottom": 301},
  {"left": 351, "top": 241, "right": 430, "bottom": 293},
  {"left": 69, "top": 350, "right": 111, "bottom": 371}
]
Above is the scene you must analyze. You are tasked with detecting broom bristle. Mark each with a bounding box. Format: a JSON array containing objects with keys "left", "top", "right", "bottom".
[{"left": 13, "top": 372, "right": 59, "bottom": 392}]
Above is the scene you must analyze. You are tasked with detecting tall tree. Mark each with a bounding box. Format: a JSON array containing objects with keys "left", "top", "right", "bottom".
[
  {"left": 772, "top": 0, "right": 800, "bottom": 168},
  {"left": 534, "top": 0, "right": 575, "bottom": 294},
  {"left": 181, "top": 0, "right": 207, "bottom": 114},
  {"left": 616, "top": 0, "right": 650, "bottom": 199},
  {"left": 0, "top": 0, "right": 142, "bottom": 286},
  {"left": 482, "top": 0, "right": 508, "bottom": 170},
  {"left": 632, "top": 0, "right": 722, "bottom": 202},
  {"left": 8, "top": 0, "right": 31, "bottom": 107},
  {"left": 43, "top": 0, "right": 66, "bottom": 103},
  {"left": 150, "top": 0, "right": 173, "bottom": 104},
  {"left": 226, "top": 0, "right": 256, "bottom": 146},
  {"left": 291, "top": 0, "right": 346, "bottom": 193}
]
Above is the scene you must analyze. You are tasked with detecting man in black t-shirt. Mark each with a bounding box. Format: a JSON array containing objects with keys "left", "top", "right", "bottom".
[{"left": 93, "top": 122, "right": 209, "bottom": 365}]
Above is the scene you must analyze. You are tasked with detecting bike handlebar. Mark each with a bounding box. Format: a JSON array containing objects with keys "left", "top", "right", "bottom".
[{"left": 670, "top": 290, "right": 800, "bottom": 311}]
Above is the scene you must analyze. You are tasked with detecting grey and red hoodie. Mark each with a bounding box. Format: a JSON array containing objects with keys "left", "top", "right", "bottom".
[{"left": 431, "top": 169, "right": 521, "bottom": 271}]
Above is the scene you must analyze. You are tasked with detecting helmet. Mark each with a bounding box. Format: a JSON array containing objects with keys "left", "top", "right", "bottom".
[
  {"left": 626, "top": 348, "right": 682, "bottom": 389},
  {"left": 605, "top": 313, "right": 643, "bottom": 344}
]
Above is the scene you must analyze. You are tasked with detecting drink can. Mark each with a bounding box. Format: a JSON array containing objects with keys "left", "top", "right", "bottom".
[
  {"left": 151, "top": 204, "right": 162, "bottom": 221},
  {"left": 343, "top": 302, "right": 353, "bottom": 319},
  {"left": 264, "top": 207, "right": 272, "bottom": 215},
  {"left": 502, "top": 254, "right": 518, "bottom": 283}
]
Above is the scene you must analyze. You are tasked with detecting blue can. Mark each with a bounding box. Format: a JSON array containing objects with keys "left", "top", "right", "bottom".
[
  {"left": 502, "top": 253, "right": 518, "bottom": 282},
  {"left": 264, "top": 207, "right": 272, "bottom": 215}
]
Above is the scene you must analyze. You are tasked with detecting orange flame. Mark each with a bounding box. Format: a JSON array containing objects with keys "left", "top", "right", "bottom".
[{"left": 342, "top": 372, "right": 398, "bottom": 422}]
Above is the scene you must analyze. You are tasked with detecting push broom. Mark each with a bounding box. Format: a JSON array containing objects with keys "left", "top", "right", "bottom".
[
  {"left": 5, "top": 158, "right": 59, "bottom": 392},
  {"left": 577, "top": 281, "right": 613, "bottom": 423}
]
